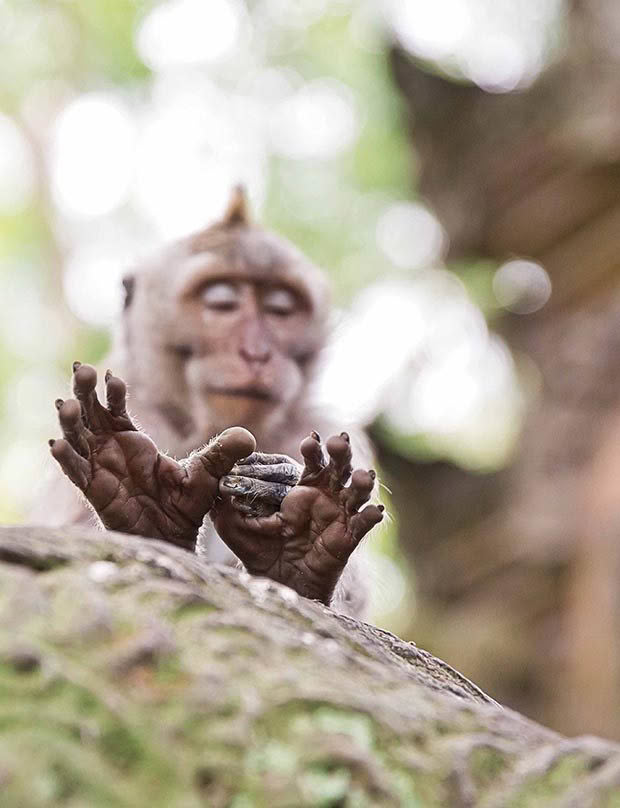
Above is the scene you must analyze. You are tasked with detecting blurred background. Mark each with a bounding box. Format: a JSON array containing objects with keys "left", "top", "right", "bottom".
[{"left": 3, "top": 0, "right": 620, "bottom": 740}]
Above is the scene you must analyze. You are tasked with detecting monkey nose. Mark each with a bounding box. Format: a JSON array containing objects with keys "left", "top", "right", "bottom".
[{"left": 239, "top": 342, "right": 272, "bottom": 365}]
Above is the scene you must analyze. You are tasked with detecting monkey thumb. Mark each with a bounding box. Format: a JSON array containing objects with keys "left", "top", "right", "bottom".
[
  {"left": 218, "top": 426, "right": 256, "bottom": 457},
  {"left": 200, "top": 427, "right": 257, "bottom": 477}
]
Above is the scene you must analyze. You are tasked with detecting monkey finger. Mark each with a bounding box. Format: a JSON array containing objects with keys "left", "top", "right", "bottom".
[
  {"left": 220, "top": 475, "right": 292, "bottom": 507},
  {"left": 325, "top": 433, "right": 353, "bottom": 492},
  {"left": 238, "top": 451, "right": 298, "bottom": 467},
  {"left": 49, "top": 438, "right": 91, "bottom": 491},
  {"left": 72, "top": 362, "right": 103, "bottom": 425},
  {"left": 226, "top": 496, "right": 260, "bottom": 516},
  {"left": 212, "top": 496, "right": 283, "bottom": 539},
  {"left": 230, "top": 462, "right": 301, "bottom": 486},
  {"left": 299, "top": 432, "right": 326, "bottom": 483},
  {"left": 344, "top": 469, "right": 376, "bottom": 514},
  {"left": 188, "top": 427, "right": 256, "bottom": 481},
  {"left": 350, "top": 504, "right": 384, "bottom": 542},
  {"left": 104, "top": 370, "right": 131, "bottom": 419},
  {"left": 57, "top": 398, "right": 91, "bottom": 458},
  {"left": 225, "top": 495, "right": 279, "bottom": 519}
]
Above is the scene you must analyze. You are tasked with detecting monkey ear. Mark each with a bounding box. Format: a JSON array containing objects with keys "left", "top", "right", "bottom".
[
  {"left": 221, "top": 184, "right": 250, "bottom": 227},
  {"left": 122, "top": 275, "right": 135, "bottom": 310}
]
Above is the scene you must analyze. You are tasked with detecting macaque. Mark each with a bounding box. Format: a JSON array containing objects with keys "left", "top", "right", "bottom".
[{"left": 45, "top": 188, "right": 383, "bottom": 609}]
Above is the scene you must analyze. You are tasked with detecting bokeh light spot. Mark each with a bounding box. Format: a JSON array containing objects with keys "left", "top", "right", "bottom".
[
  {"left": 63, "top": 249, "right": 127, "bottom": 327},
  {"left": 51, "top": 94, "right": 135, "bottom": 218},
  {"left": 386, "top": 0, "right": 472, "bottom": 61},
  {"left": 493, "top": 259, "right": 552, "bottom": 314},
  {"left": 385, "top": 0, "right": 564, "bottom": 92},
  {"left": 136, "top": 0, "right": 245, "bottom": 69},
  {"left": 376, "top": 201, "right": 445, "bottom": 269},
  {"left": 269, "top": 79, "right": 360, "bottom": 159},
  {"left": 134, "top": 77, "right": 266, "bottom": 238}
]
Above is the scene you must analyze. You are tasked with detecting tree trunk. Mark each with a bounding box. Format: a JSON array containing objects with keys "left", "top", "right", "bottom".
[
  {"left": 384, "top": 0, "right": 620, "bottom": 739},
  {"left": 1, "top": 525, "right": 619, "bottom": 807}
]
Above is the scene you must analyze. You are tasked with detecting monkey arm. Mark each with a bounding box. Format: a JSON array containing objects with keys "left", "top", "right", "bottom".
[
  {"left": 211, "top": 432, "right": 384, "bottom": 605},
  {"left": 49, "top": 363, "right": 255, "bottom": 550}
]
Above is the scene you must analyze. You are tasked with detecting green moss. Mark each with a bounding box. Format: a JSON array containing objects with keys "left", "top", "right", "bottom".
[
  {"left": 172, "top": 599, "right": 217, "bottom": 621},
  {"left": 99, "top": 725, "right": 144, "bottom": 771},
  {"left": 248, "top": 740, "right": 298, "bottom": 776},
  {"left": 470, "top": 746, "right": 509, "bottom": 791},
  {"left": 305, "top": 708, "right": 375, "bottom": 750},
  {"left": 391, "top": 770, "right": 430, "bottom": 807},
  {"left": 508, "top": 755, "right": 590, "bottom": 807},
  {"left": 228, "top": 796, "right": 255, "bottom": 808},
  {"left": 299, "top": 766, "right": 352, "bottom": 806}
]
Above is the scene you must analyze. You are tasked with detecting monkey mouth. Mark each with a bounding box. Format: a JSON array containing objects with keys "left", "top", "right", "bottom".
[{"left": 205, "top": 385, "right": 277, "bottom": 401}]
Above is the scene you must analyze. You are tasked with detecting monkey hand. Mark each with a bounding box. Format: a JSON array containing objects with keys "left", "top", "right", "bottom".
[
  {"left": 50, "top": 363, "right": 255, "bottom": 549},
  {"left": 212, "top": 431, "right": 384, "bottom": 605},
  {"left": 220, "top": 452, "right": 302, "bottom": 517}
]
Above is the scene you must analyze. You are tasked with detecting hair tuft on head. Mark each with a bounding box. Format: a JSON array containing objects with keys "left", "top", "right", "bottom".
[{"left": 221, "top": 184, "right": 250, "bottom": 227}]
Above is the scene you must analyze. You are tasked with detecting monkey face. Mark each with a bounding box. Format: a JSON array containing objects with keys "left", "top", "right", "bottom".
[
  {"left": 124, "top": 225, "right": 329, "bottom": 439},
  {"left": 184, "top": 273, "right": 314, "bottom": 424}
]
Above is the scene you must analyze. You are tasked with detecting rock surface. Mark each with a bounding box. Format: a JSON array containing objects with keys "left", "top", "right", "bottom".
[{"left": 1, "top": 525, "right": 619, "bottom": 807}]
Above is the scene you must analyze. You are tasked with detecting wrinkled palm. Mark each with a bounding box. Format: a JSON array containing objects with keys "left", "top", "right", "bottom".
[
  {"left": 212, "top": 431, "right": 384, "bottom": 604},
  {"left": 50, "top": 363, "right": 255, "bottom": 549}
]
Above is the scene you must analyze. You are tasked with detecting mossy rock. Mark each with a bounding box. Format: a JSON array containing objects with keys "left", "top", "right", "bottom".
[{"left": 0, "top": 526, "right": 618, "bottom": 807}]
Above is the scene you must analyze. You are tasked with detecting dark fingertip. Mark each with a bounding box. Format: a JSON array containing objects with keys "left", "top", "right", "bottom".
[
  {"left": 326, "top": 434, "right": 349, "bottom": 457},
  {"left": 55, "top": 398, "right": 64, "bottom": 410},
  {"left": 74, "top": 364, "right": 97, "bottom": 390},
  {"left": 310, "top": 430, "right": 321, "bottom": 442},
  {"left": 301, "top": 435, "right": 321, "bottom": 457},
  {"left": 59, "top": 398, "right": 81, "bottom": 421},
  {"left": 72, "top": 361, "right": 82, "bottom": 373},
  {"left": 48, "top": 438, "right": 55, "bottom": 447},
  {"left": 340, "top": 431, "right": 350, "bottom": 442},
  {"left": 220, "top": 426, "right": 256, "bottom": 457},
  {"left": 106, "top": 376, "right": 126, "bottom": 408}
]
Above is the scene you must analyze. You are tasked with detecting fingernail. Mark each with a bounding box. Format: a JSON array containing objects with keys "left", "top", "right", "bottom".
[
  {"left": 48, "top": 438, "right": 56, "bottom": 447},
  {"left": 55, "top": 398, "right": 64, "bottom": 410},
  {"left": 369, "top": 469, "right": 376, "bottom": 480},
  {"left": 378, "top": 504, "right": 385, "bottom": 512},
  {"left": 221, "top": 476, "right": 243, "bottom": 491},
  {"left": 105, "top": 369, "right": 112, "bottom": 382},
  {"left": 72, "top": 361, "right": 81, "bottom": 372},
  {"left": 311, "top": 431, "right": 321, "bottom": 442},
  {"left": 340, "top": 431, "right": 350, "bottom": 442}
]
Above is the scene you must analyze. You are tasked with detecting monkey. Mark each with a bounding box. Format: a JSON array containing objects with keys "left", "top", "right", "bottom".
[{"left": 43, "top": 187, "right": 383, "bottom": 610}]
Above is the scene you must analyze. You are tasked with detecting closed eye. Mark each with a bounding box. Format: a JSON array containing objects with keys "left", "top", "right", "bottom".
[
  {"left": 202, "top": 281, "right": 240, "bottom": 311},
  {"left": 262, "top": 286, "right": 297, "bottom": 316}
]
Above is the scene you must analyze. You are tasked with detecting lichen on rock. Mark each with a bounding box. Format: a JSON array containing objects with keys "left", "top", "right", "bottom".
[{"left": 1, "top": 526, "right": 619, "bottom": 807}]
